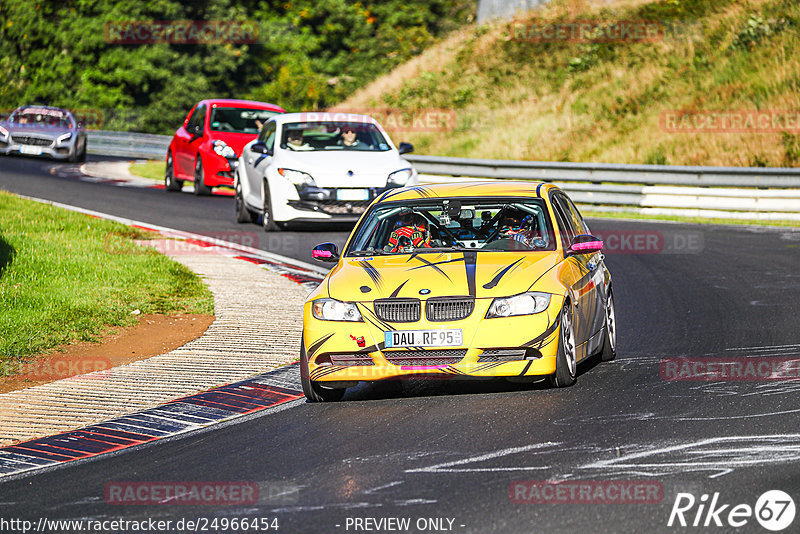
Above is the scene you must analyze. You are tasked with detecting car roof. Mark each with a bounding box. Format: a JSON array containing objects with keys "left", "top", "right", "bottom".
[
  {"left": 378, "top": 181, "right": 557, "bottom": 202},
  {"left": 200, "top": 99, "right": 285, "bottom": 112},
  {"left": 14, "top": 104, "right": 73, "bottom": 115}
]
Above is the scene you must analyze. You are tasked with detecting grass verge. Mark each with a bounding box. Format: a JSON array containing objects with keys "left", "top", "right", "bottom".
[
  {"left": 0, "top": 191, "right": 214, "bottom": 369},
  {"left": 581, "top": 209, "right": 800, "bottom": 227},
  {"left": 129, "top": 160, "right": 165, "bottom": 182}
]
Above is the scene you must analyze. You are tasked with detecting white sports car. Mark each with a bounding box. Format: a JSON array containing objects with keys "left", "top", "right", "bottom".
[{"left": 234, "top": 112, "right": 419, "bottom": 230}]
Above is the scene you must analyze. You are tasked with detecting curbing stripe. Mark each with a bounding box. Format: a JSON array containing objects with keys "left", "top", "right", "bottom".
[{"left": 0, "top": 364, "right": 303, "bottom": 479}]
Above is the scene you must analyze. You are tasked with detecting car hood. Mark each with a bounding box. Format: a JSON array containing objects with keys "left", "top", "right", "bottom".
[
  {"left": 276, "top": 150, "right": 409, "bottom": 187},
  {"left": 326, "top": 251, "right": 562, "bottom": 302},
  {"left": 1, "top": 123, "right": 75, "bottom": 137},
  {"left": 209, "top": 132, "right": 258, "bottom": 154}
]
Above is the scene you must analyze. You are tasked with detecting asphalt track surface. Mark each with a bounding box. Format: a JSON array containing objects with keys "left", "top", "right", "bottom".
[{"left": 1, "top": 155, "right": 799, "bottom": 533}]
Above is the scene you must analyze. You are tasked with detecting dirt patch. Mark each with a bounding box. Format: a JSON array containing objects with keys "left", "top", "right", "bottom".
[{"left": 0, "top": 314, "right": 214, "bottom": 394}]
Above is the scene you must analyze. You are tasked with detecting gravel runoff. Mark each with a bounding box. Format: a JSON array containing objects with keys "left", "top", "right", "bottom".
[{"left": 0, "top": 242, "right": 311, "bottom": 446}]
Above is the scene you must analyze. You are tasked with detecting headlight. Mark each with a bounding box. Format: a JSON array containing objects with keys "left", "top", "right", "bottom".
[
  {"left": 213, "top": 140, "right": 236, "bottom": 158},
  {"left": 486, "top": 292, "right": 551, "bottom": 318},
  {"left": 312, "top": 299, "right": 363, "bottom": 322},
  {"left": 56, "top": 132, "right": 72, "bottom": 144},
  {"left": 387, "top": 168, "right": 413, "bottom": 186},
  {"left": 279, "top": 168, "right": 316, "bottom": 186},
  {"left": 0, "top": 125, "right": 9, "bottom": 138}
]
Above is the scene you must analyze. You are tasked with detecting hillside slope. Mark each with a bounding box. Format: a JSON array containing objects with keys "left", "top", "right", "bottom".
[{"left": 339, "top": 0, "right": 799, "bottom": 167}]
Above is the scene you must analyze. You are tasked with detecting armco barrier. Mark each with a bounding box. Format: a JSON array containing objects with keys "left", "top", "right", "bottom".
[{"left": 85, "top": 130, "right": 800, "bottom": 220}]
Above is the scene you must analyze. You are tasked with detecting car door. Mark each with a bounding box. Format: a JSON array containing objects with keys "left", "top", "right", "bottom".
[
  {"left": 561, "top": 193, "right": 606, "bottom": 342},
  {"left": 175, "top": 104, "right": 206, "bottom": 179},
  {"left": 243, "top": 120, "right": 276, "bottom": 209},
  {"left": 551, "top": 193, "right": 595, "bottom": 358}
]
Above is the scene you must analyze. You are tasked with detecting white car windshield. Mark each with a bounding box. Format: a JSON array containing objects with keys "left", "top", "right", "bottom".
[
  {"left": 281, "top": 121, "right": 390, "bottom": 152},
  {"left": 347, "top": 198, "right": 557, "bottom": 255}
]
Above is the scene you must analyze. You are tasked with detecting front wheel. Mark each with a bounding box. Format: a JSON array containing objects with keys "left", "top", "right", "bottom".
[
  {"left": 600, "top": 291, "right": 617, "bottom": 362},
  {"left": 234, "top": 178, "right": 250, "bottom": 223},
  {"left": 261, "top": 180, "right": 280, "bottom": 232},
  {"left": 300, "top": 340, "right": 345, "bottom": 402},
  {"left": 550, "top": 301, "right": 577, "bottom": 388},
  {"left": 193, "top": 157, "right": 212, "bottom": 196},
  {"left": 165, "top": 153, "right": 182, "bottom": 192}
]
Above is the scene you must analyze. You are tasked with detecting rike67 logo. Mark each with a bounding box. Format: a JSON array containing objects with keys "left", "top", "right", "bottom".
[{"left": 668, "top": 490, "right": 796, "bottom": 531}]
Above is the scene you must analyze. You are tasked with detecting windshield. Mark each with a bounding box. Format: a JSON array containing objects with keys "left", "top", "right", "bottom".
[
  {"left": 281, "top": 121, "right": 390, "bottom": 152},
  {"left": 346, "top": 198, "right": 556, "bottom": 255},
  {"left": 209, "top": 107, "right": 281, "bottom": 134},
  {"left": 10, "top": 107, "right": 73, "bottom": 128}
]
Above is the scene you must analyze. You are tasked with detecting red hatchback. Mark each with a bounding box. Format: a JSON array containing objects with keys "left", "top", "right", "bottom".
[{"left": 165, "top": 99, "right": 285, "bottom": 195}]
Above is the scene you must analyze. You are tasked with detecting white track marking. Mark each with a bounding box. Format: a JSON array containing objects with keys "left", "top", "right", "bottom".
[{"left": 405, "top": 443, "right": 560, "bottom": 473}]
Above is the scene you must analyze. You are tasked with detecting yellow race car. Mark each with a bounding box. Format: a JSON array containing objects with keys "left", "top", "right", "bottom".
[{"left": 301, "top": 181, "right": 615, "bottom": 401}]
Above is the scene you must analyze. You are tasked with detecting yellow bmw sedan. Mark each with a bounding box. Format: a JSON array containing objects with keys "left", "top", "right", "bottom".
[{"left": 301, "top": 181, "right": 616, "bottom": 401}]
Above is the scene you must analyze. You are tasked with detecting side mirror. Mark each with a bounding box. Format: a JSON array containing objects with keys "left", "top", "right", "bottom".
[
  {"left": 251, "top": 142, "right": 271, "bottom": 155},
  {"left": 567, "top": 234, "right": 603, "bottom": 255},
  {"left": 398, "top": 142, "right": 414, "bottom": 155},
  {"left": 312, "top": 242, "right": 339, "bottom": 263},
  {"left": 188, "top": 124, "right": 203, "bottom": 137}
]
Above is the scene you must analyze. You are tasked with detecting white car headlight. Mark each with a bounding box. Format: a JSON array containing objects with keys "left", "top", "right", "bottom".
[
  {"left": 312, "top": 299, "right": 363, "bottom": 322},
  {"left": 213, "top": 140, "right": 236, "bottom": 158},
  {"left": 486, "top": 292, "right": 551, "bottom": 318},
  {"left": 279, "top": 168, "right": 316, "bottom": 186},
  {"left": 56, "top": 132, "right": 72, "bottom": 144},
  {"left": 388, "top": 168, "right": 413, "bottom": 186},
  {"left": 0, "top": 125, "right": 9, "bottom": 138}
]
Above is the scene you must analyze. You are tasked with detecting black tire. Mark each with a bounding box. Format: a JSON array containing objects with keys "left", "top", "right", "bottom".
[
  {"left": 300, "top": 340, "right": 345, "bottom": 402},
  {"left": 77, "top": 144, "right": 86, "bottom": 163},
  {"left": 234, "top": 178, "right": 250, "bottom": 223},
  {"left": 164, "top": 153, "right": 182, "bottom": 192},
  {"left": 193, "top": 157, "right": 212, "bottom": 196},
  {"left": 600, "top": 291, "right": 617, "bottom": 362},
  {"left": 261, "top": 180, "right": 280, "bottom": 232},
  {"left": 550, "top": 301, "right": 577, "bottom": 388}
]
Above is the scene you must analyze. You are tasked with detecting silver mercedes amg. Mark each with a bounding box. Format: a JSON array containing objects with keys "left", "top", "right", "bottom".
[{"left": 0, "top": 105, "right": 87, "bottom": 162}]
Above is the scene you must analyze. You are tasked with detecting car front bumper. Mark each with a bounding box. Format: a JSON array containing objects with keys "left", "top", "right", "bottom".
[
  {"left": 302, "top": 295, "right": 564, "bottom": 383},
  {"left": 0, "top": 139, "right": 76, "bottom": 160}
]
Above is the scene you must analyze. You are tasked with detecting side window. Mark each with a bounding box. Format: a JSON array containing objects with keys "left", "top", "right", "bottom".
[
  {"left": 551, "top": 194, "right": 577, "bottom": 245},
  {"left": 260, "top": 121, "right": 276, "bottom": 150},
  {"left": 188, "top": 104, "right": 206, "bottom": 131},
  {"left": 558, "top": 193, "right": 589, "bottom": 234}
]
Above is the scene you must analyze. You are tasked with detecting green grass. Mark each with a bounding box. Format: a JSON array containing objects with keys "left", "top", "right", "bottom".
[
  {"left": 0, "top": 191, "right": 214, "bottom": 368},
  {"left": 129, "top": 160, "right": 166, "bottom": 182},
  {"left": 343, "top": 0, "right": 800, "bottom": 167},
  {"left": 581, "top": 209, "right": 800, "bottom": 227}
]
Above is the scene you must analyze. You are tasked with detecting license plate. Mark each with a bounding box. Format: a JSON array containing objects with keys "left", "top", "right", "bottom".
[
  {"left": 384, "top": 329, "right": 463, "bottom": 348},
  {"left": 20, "top": 146, "right": 43, "bottom": 155},
  {"left": 337, "top": 188, "right": 369, "bottom": 201}
]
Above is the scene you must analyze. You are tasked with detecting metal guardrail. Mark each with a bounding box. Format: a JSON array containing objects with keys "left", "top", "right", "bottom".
[
  {"left": 405, "top": 155, "right": 800, "bottom": 188},
  {"left": 86, "top": 130, "right": 800, "bottom": 220},
  {"left": 87, "top": 130, "right": 170, "bottom": 159}
]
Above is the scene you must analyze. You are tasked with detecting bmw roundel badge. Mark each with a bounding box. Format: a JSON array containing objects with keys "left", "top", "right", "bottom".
[{"left": 419, "top": 289, "right": 431, "bottom": 295}]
